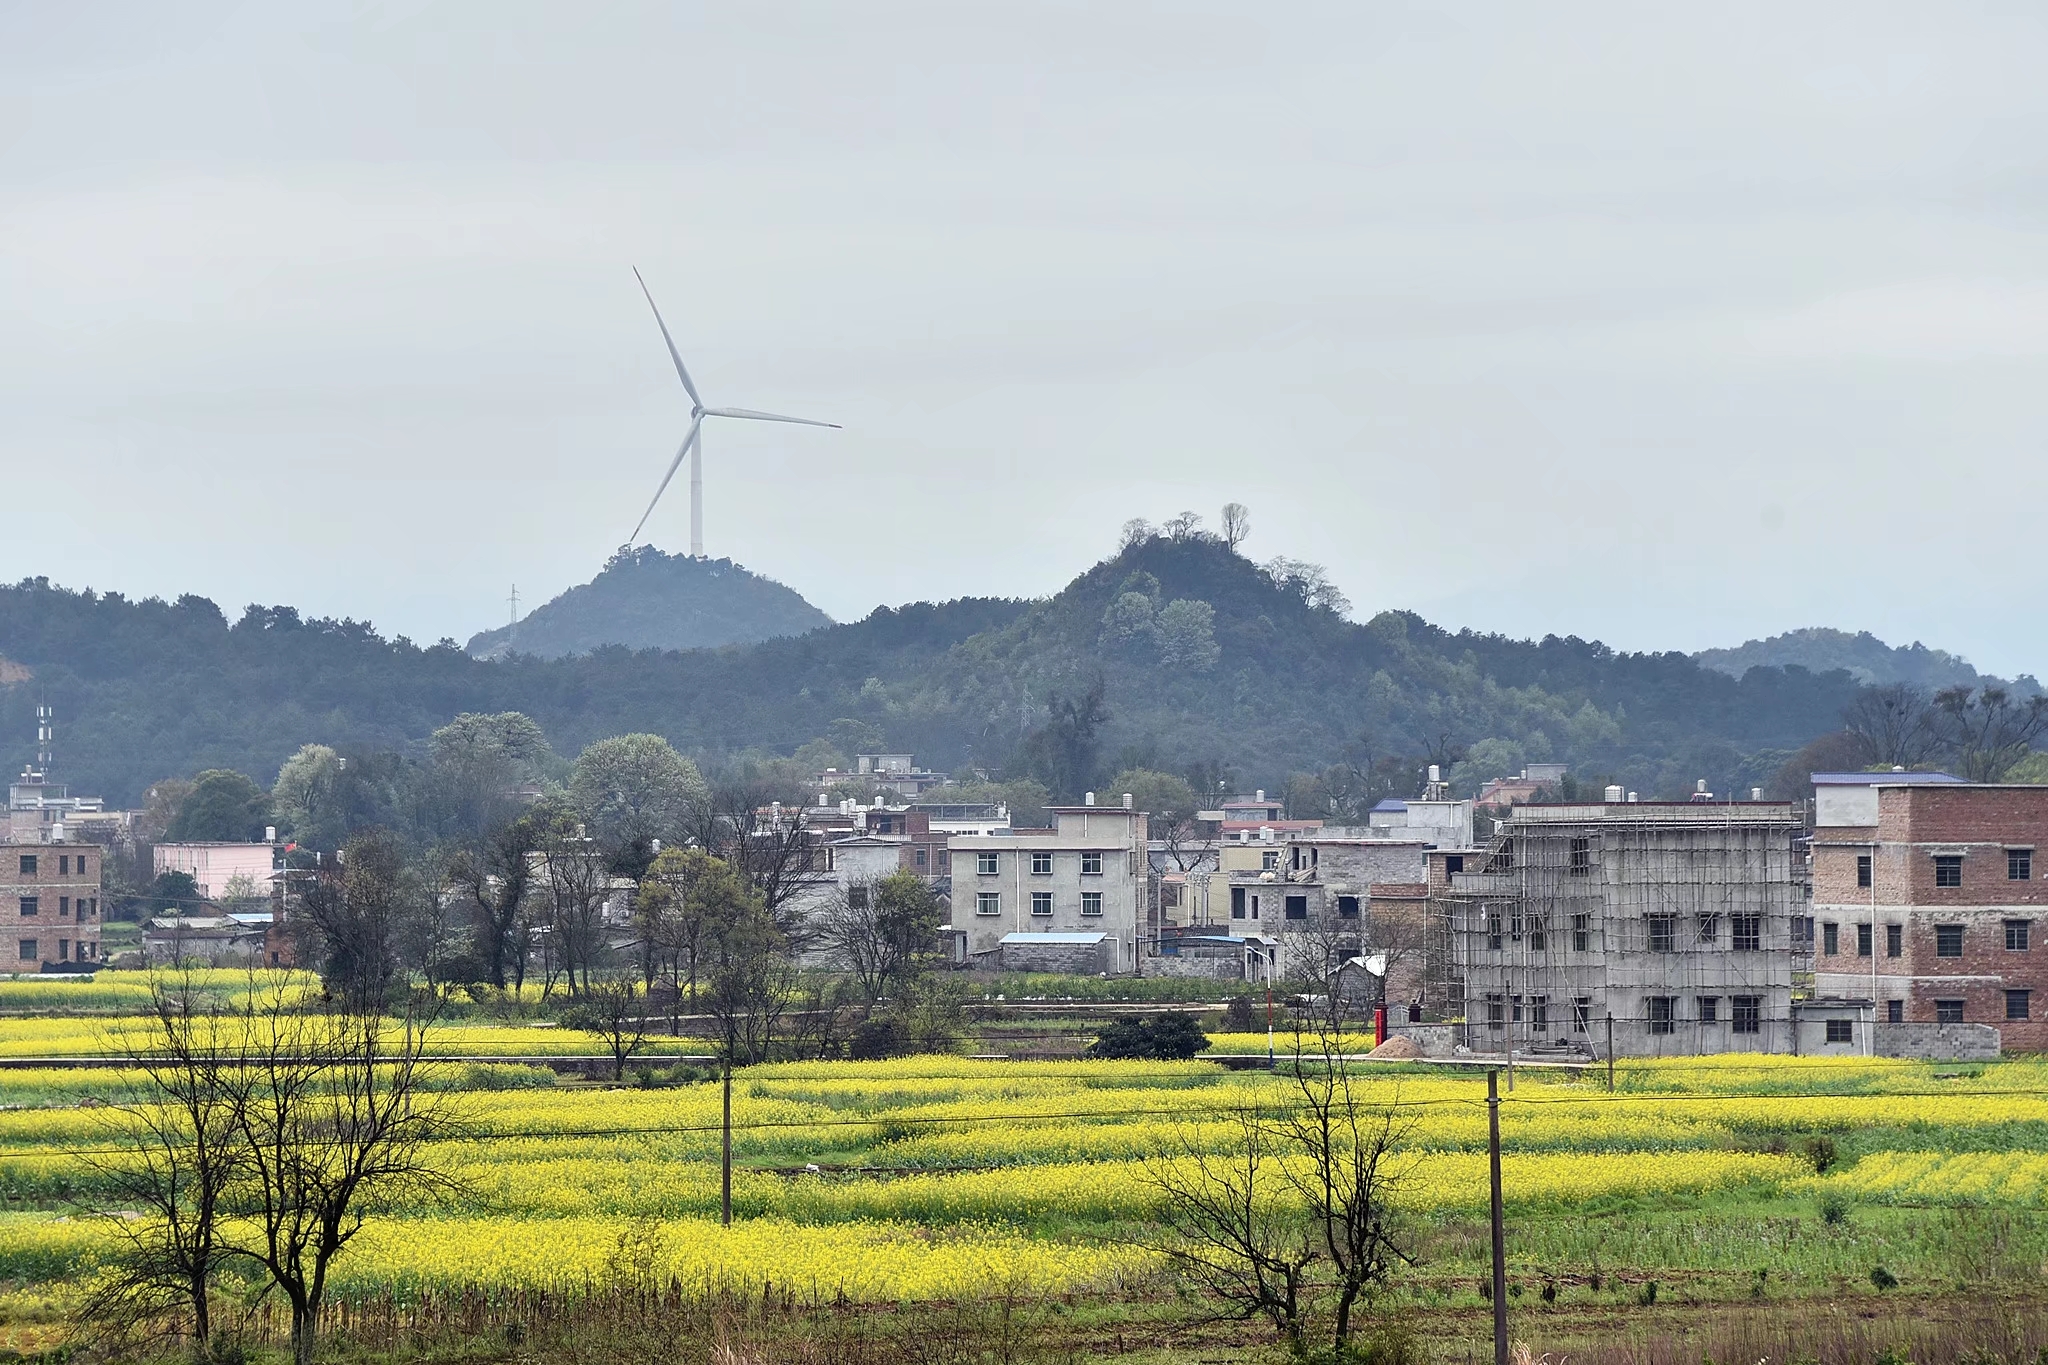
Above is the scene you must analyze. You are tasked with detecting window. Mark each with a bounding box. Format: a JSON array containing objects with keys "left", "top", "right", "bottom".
[
  {"left": 1486, "top": 911, "right": 1502, "bottom": 951},
  {"left": 1825, "top": 1019, "right": 1854, "bottom": 1044},
  {"left": 1030, "top": 892, "right": 1054, "bottom": 917},
  {"left": 16, "top": 940, "right": 33, "bottom": 961},
  {"left": 1529, "top": 914, "right": 1547, "bottom": 952},
  {"left": 846, "top": 885, "right": 869, "bottom": 910},
  {"left": 1731, "top": 995, "right": 1762, "bottom": 1036},
  {"left": 1248, "top": 894, "right": 1261, "bottom": 920},
  {"left": 57, "top": 856, "right": 68, "bottom": 876},
  {"left": 1935, "top": 855, "right": 1963, "bottom": 888},
  {"left": 1887, "top": 999, "right": 1903, "bottom": 1024},
  {"left": 1568, "top": 837, "right": 1590, "bottom": 877},
  {"left": 1823, "top": 922, "right": 1839, "bottom": 955},
  {"left": 1697, "top": 995, "right": 1720, "bottom": 1023},
  {"left": 1080, "top": 892, "right": 1103, "bottom": 917},
  {"left": 1231, "top": 886, "right": 1247, "bottom": 920},
  {"left": 1484, "top": 994, "right": 1505, "bottom": 1030},
  {"left": 1733, "top": 915, "right": 1762, "bottom": 951},
  {"left": 1883, "top": 923, "right": 1900, "bottom": 957},
  {"left": 1647, "top": 997, "right": 1675, "bottom": 1035},
  {"left": 1856, "top": 855, "right": 1872, "bottom": 888},
  {"left": 54, "top": 939, "right": 67, "bottom": 962},
  {"left": 2013, "top": 850, "right": 2034, "bottom": 881},
  {"left": 17, "top": 898, "right": 35, "bottom": 919},
  {"left": 976, "top": 852, "right": 999, "bottom": 876},
  {"left": 1161, "top": 882, "right": 1182, "bottom": 909},
  {"left": 1081, "top": 851, "right": 1103, "bottom": 876},
  {"left": 1697, "top": 912, "right": 1720, "bottom": 945},
  {"left": 1571, "top": 913, "right": 1590, "bottom": 952},
  {"left": 2007, "top": 989, "right": 2032, "bottom": 1021},
  {"left": 16, "top": 856, "right": 34, "bottom": 876},
  {"left": 1647, "top": 915, "right": 1676, "bottom": 952},
  {"left": 1336, "top": 895, "right": 1360, "bottom": 918},
  {"left": 75, "top": 857, "right": 87, "bottom": 878},
  {"left": 1857, "top": 923, "right": 1872, "bottom": 957},
  {"left": 1509, "top": 910, "right": 1523, "bottom": 942},
  {"left": 1936, "top": 924, "right": 1964, "bottom": 958},
  {"left": 1510, "top": 995, "right": 1524, "bottom": 1023},
  {"left": 1284, "top": 895, "right": 1308, "bottom": 920},
  {"left": 1571, "top": 997, "right": 1591, "bottom": 1033},
  {"left": 1531, "top": 996, "right": 1548, "bottom": 1029},
  {"left": 57, "top": 897, "right": 68, "bottom": 919},
  {"left": 914, "top": 847, "right": 927, "bottom": 869},
  {"left": 1445, "top": 855, "right": 1464, "bottom": 875},
  {"left": 1031, "top": 851, "right": 1052, "bottom": 875},
  {"left": 975, "top": 893, "right": 1000, "bottom": 916},
  {"left": 1793, "top": 916, "right": 1815, "bottom": 947},
  {"left": 1259, "top": 850, "right": 1278, "bottom": 872},
  {"left": 1935, "top": 999, "right": 1965, "bottom": 1024},
  {"left": 2006, "top": 919, "right": 2032, "bottom": 951}
]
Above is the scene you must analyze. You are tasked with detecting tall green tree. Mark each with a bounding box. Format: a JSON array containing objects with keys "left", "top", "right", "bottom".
[
  {"left": 568, "top": 734, "right": 706, "bottom": 850},
  {"left": 166, "top": 770, "right": 273, "bottom": 842}
]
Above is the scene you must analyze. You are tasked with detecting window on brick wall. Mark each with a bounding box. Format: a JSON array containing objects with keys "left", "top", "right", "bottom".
[
  {"left": 1336, "top": 895, "right": 1360, "bottom": 918},
  {"left": 17, "top": 899, "right": 34, "bottom": 919},
  {"left": 1857, "top": 922, "right": 1872, "bottom": 957},
  {"left": 2012, "top": 849, "right": 2033, "bottom": 881},
  {"left": 1733, "top": 914, "right": 1762, "bottom": 951},
  {"left": 15, "top": 940, "right": 33, "bottom": 961},
  {"left": 2006, "top": 919, "right": 2032, "bottom": 951},
  {"left": 1935, "top": 999, "right": 1965, "bottom": 1024},
  {"left": 1935, "top": 856, "right": 1963, "bottom": 888},
  {"left": 1823, "top": 921, "right": 1839, "bottom": 955},
  {"left": 1284, "top": 895, "right": 1308, "bottom": 920},
  {"left": 1732, "top": 995, "right": 1762, "bottom": 1035},
  {"left": 1887, "top": 999, "right": 1903, "bottom": 1023},
  {"left": 1445, "top": 855, "right": 1464, "bottom": 875},
  {"left": 2006, "top": 989, "right": 2032, "bottom": 1021},
  {"left": 1886, "top": 923, "right": 1902, "bottom": 957},
  {"left": 16, "top": 856, "right": 34, "bottom": 876},
  {"left": 57, "top": 856, "right": 68, "bottom": 876},
  {"left": 1857, "top": 854, "right": 1872, "bottom": 888},
  {"left": 1936, "top": 924, "right": 1964, "bottom": 957}
]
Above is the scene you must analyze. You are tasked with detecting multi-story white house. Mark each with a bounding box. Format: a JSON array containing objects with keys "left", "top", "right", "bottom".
[{"left": 948, "top": 799, "right": 1148, "bottom": 973}]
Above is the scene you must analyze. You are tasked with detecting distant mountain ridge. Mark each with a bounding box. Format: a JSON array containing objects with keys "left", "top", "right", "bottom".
[
  {"left": 465, "top": 547, "right": 832, "bottom": 659},
  {"left": 1694, "top": 627, "right": 2032, "bottom": 693}
]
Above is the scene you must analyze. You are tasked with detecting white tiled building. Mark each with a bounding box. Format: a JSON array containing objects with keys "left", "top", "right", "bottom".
[{"left": 948, "top": 801, "right": 1148, "bottom": 972}]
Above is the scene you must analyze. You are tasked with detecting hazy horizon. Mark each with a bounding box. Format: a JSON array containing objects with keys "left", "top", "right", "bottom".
[{"left": 6, "top": 4, "right": 2044, "bottom": 674}]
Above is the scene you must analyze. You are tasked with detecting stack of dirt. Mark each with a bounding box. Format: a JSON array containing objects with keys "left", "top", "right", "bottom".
[{"left": 1364, "top": 1035, "right": 1423, "bottom": 1060}]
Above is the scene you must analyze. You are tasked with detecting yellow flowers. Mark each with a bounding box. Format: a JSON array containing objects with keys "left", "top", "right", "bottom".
[{"left": 0, "top": 1044, "right": 2042, "bottom": 1303}]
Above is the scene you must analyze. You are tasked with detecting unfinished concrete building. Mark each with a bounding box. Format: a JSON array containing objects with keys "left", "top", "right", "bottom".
[{"left": 1445, "top": 801, "right": 1800, "bottom": 1057}]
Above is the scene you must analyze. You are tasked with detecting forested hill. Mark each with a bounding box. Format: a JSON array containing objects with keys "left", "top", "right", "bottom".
[
  {"left": 1694, "top": 627, "right": 2020, "bottom": 693},
  {"left": 0, "top": 536, "right": 1870, "bottom": 806},
  {"left": 464, "top": 547, "right": 833, "bottom": 659}
]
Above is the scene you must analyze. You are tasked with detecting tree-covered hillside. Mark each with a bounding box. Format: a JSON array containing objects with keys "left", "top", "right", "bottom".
[
  {"left": 0, "top": 533, "right": 1871, "bottom": 806},
  {"left": 1695, "top": 627, "right": 2020, "bottom": 693},
  {"left": 465, "top": 547, "right": 833, "bottom": 659}
]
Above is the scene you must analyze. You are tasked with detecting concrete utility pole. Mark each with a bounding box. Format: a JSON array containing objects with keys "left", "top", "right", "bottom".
[{"left": 1488, "top": 1069, "right": 1508, "bottom": 1365}]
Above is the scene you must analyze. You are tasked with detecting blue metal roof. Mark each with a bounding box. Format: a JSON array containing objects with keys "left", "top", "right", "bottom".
[
  {"left": 1370, "top": 799, "right": 1409, "bottom": 813},
  {"left": 1811, "top": 771, "right": 1963, "bottom": 785}
]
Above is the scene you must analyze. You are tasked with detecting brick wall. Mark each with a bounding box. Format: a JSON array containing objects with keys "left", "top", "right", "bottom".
[{"left": 0, "top": 845, "right": 103, "bottom": 968}]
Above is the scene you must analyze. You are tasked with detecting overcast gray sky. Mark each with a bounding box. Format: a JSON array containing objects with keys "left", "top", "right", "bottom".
[{"left": 4, "top": 3, "right": 2044, "bottom": 673}]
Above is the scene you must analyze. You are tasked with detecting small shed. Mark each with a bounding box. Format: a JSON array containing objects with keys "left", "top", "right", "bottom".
[{"left": 997, "top": 931, "right": 1114, "bottom": 975}]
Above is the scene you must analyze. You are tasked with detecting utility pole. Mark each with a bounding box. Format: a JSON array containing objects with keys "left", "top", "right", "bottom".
[
  {"left": 721, "top": 1047, "right": 734, "bottom": 1226},
  {"left": 1605, "top": 1015, "right": 1615, "bottom": 1093},
  {"left": 1488, "top": 1069, "right": 1508, "bottom": 1365}
]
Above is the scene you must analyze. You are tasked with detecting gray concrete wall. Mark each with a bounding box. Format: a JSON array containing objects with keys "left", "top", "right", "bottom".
[
  {"left": 1389, "top": 1023, "right": 1457, "bottom": 1056},
  {"left": 1875, "top": 1021, "right": 2001, "bottom": 1060},
  {"left": 999, "top": 940, "right": 1114, "bottom": 974}
]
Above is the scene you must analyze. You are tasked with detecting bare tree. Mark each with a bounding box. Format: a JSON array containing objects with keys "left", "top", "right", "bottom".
[
  {"left": 1221, "top": 502, "right": 1251, "bottom": 550},
  {"left": 562, "top": 978, "right": 651, "bottom": 1081},
  {"left": 818, "top": 871, "right": 945, "bottom": 1005},
  {"left": 1843, "top": 683, "right": 1936, "bottom": 769},
  {"left": 76, "top": 973, "right": 250, "bottom": 1355},
  {"left": 703, "top": 885, "right": 796, "bottom": 1065},
  {"left": 1162, "top": 509, "right": 1204, "bottom": 541},
  {"left": 448, "top": 808, "right": 548, "bottom": 989},
  {"left": 1144, "top": 1035, "right": 1412, "bottom": 1355},
  {"left": 687, "top": 788, "right": 824, "bottom": 953},
  {"left": 538, "top": 818, "right": 613, "bottom": 995},
  {"left": 1929, "top": 685, "right": 2048, "bottom": 782},
  {"left": 1118, "top": 517, "right": 1157, "bottom": 551},
  {"left": 233, "top": 998, "right": 458, "bottom": 1365},
  {"left": 1142, "top": 1106, "right": 1319, "bottom": 1353}
]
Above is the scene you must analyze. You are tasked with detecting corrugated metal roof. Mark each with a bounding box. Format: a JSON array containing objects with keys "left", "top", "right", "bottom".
[
  {"left": 998, "top": 932, "right": 1107, "bottom": 945},
  {"left": 1811, "top": 771, "right": 1963, "bottom": 785}
]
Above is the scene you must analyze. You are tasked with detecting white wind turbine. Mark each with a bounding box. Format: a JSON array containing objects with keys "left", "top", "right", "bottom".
[{"left": 626, "top": 267, "right": 840, "bottom": 557}]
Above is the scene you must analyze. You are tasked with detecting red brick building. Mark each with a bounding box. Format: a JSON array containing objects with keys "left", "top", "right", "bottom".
[
  {"left": 0, "top": 844, "right": 104, "bottom": 969},
  {"left": 1812, "top": 778, "right": 2048, "bottom": 1050}
]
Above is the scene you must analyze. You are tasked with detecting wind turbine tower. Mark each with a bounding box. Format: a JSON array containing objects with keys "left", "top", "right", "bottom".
[{"left": 627, "top": 268, "right": 840, "bottom": 558}]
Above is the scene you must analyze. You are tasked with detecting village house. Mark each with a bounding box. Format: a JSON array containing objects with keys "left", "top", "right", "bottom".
[{"left": 947, "top": 795, "right": 1148, "bottom": 973}]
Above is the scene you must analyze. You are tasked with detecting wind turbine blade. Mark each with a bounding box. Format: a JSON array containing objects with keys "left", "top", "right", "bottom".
[
  {"left": 700, "top": 406, "right": 841, "bottom": 428},
  {"left": 627, "top": 415, "right": 702, "bottom": 545},
  {"left": 632, "top": 267, "right": 703, "bottom": 409}
]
